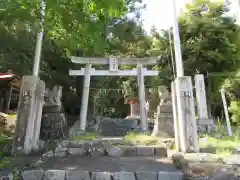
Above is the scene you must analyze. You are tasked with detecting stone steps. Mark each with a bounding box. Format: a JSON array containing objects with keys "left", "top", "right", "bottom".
[
  {"left": 50, "top": 139, "right": 168, "bottom": 158},
  {"left": 54, "top": 145, "right": 168, "bottom": 157},
  {"left": 19, "top": 169, "right": 184, "bottom": 180}
]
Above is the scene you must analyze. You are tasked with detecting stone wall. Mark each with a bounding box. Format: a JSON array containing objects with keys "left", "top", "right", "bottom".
[{"left": 4, "top": 169, "right": 184, "bottom": 180}]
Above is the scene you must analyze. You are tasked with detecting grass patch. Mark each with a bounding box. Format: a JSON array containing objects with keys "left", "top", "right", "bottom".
[
  {"left": 71, "top": 132, "right": 100, "bottom": 141},
  {"left": 124, "top": 132, "right": 160, "bottom": 146},
  {"left": 199, "top": 131, "right": 240, "bottom": 157}
]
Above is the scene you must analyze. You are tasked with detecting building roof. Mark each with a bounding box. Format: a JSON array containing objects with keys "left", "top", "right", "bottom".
[{"left": 0, "top": 72, "right": 21, "bottom": 91}]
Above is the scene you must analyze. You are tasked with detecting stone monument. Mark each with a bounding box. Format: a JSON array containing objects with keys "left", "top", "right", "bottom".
[
  {"left": 40, "top": 85, "right": 67, "bottom": 138},
  {"left": 12, "top": 76, "right": 45, "bottom": 155},
  {"left": 151, "top": 85, "right": 174, "bottom": 138},
  {"left": 194, "top": 74, "right": 217, "bottom": 134}
]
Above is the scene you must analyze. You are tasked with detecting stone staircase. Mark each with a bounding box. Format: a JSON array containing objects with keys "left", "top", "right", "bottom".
[
  {"left": 52, "top": 138, "right": 168, "bottom": 158},
  {"left": 19, "top": 170, "right": 184, "bottom": 180}
]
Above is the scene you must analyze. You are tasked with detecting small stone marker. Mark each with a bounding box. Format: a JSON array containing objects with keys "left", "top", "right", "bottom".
[
  {"left": 21, "top": 170, "right": 44, "bottom": 180},
  {"left": 135, "top": 171, "right": 157, "bottom": 180},
  {"left": 43, "top": 170, "right": 65, "bottom": 180},
  {"left": 91, "top": 172, "right": 111, "bottom": 180},
  {"left": 158, "top": 171, "right": 184, "bottom": 180},
  {"left": 0, "top": 169, "right": 13, "bottom": 180},
  {"left": 66, "top": 170, "right": 90, "bottom": 180},
  {"left": 112, "top": 172, "right": 135, "bottom": 180}
]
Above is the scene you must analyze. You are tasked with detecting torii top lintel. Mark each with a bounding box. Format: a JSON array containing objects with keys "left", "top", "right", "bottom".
[{"left": 71, "top": 56, "right": 161, "bottom": 65}]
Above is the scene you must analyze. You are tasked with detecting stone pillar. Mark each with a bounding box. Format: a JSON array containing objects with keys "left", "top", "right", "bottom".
[
  {"left": 194, "top": 74, "right": 211, "bottom": 121},
  {"left": 171, "top": 81, "right": 180, "bottom": 152},
  {"left": 12, "top": 76, "right": 40, "bottom": 155},
  {"left": 32, "top": 80, "right": 45, "bottom": 150},
  {"left": 195, "top": 74, "right": 215, "bottom": 134},
  {"left": 79, "top": 64, "right": 91, "bottom": 131},
  {"left": 175, "top": 76, "right": 199, "bottom": 153},
  {"left": 220, "top": 89, "right": 233, "bottom": 136},
  {"left": 137, "top": 64, "right": 148, "bottom": 131}
]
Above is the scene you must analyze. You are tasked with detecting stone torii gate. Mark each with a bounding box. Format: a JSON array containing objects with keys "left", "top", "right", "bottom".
[{"left": 69, "top": 56, "right": 160, "bottom": 131}]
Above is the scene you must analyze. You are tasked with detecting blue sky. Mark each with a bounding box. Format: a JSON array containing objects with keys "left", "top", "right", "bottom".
[{"left": 141, "top": 0, "right": 238, "bottom": 32}]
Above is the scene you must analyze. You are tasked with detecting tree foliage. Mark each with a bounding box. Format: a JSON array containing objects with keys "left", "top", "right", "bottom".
[{"left": 0, "top": 0, "right": 239, "bottom": 120}]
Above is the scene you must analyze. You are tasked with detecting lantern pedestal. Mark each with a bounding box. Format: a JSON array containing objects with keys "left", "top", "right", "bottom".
[{"left": 125, "top": 98, "right": 139, "bottom": 119}]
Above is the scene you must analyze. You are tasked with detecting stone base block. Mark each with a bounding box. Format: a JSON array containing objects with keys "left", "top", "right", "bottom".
[
  {"left": 21, "top": 170, "right": 44, "bottom": 180},
  {"left": 43, "top": 170, "right": 65, "bottom": 180},
  {"left": 197, "top": 118, "right": 214, "bottom": 125},
  {"left": 137, "top": 147, "right": 155, "bottom": 156},
  {"left": 42, "top": 105, "right": 62, "bottom": 113},
  {"left": 41, "top": 112, "right": 67, "bottom": 138},
  {"left": 112, "top": 172, "right": 135, "bottom": 180},
  {"left": 158, "top": 171, "right": 183, "bottom": 180},
  {"left": 197, "top": 124, "right": 217, "bottom": 134},
  {"left": 91, "top": 172, "right": 111, "bottom": 180},
  {"left": 155, "top": 147, "right": 167, "bottom": 157},
  {"left": 66, "top": 170, "right": 90, "bottom": 180},
  {"left": 135, "top": 171, "right": 158, "bottom": 180},
  {"left": 106, "top": 146, "right": 124, "bottom": 157}
]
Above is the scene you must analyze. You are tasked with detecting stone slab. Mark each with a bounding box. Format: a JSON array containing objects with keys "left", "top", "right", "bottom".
[
  {"left": 199, "top": 147, "right": 216, "bottom": 154},
  {"left": 173, "top": 153, "right": 221, "bottom": 164},
  {"left": 137, "top": 147, "right": 155, "bottom": 156},
  {"left": 112, "top": 172, "right": 135, "bottom": 180},
  {"left": 87, "top": 147, "right": 105, "bottom": 157},
  {"left": 43, "top": 170, "right": 66, "bottom": 180},
  {"left": 223, "top": 155, "right": 240, "bottom": 165},
  {"left": 66, "top": 170, "right": 90, "bottom": 180},
  {"left": 54, "top": 151, "right": 67, "bottom": 157},
  {"left": 100, "top": 138, "right": 124, "bottom": 146},
  {"left": 158, "top": 171, "right": 184, "bottom": 180},
  {"left": 91, "top": 172, "right": 111, "bottom": 180},
  {"left": 68, "top": 148, "right": 86, "bottom": 156},
  {"left": 21, "top": 170, "right": 44, "bottom": 180},
  {"left": 68, "top": 141, "right": 85, "bottom": 148},
  {"left": 120, "top": 146, "right": 137, "bottom": 156},
  {"left": 135, "top": 171, "right": 157, "bottom": 180},
  {"left": 107, "top": 146, "right": 124, "bottom": 157},
  {"left": 154, "top": 147, "right": 167, "bottom": 157},
  {"left": 55, "top": 147, "right": 67, "bottom": 153}
]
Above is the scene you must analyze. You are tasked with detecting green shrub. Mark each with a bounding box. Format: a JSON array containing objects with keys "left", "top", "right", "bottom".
[
  {"left": 0, "top": 133, "right": 12, "bottom": 156},
  {"left": 124, "top": 132, "right": 160, "bottom": 146},
  {"left": 229, "top": 100, "right": 240, "bottom": 125}
]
